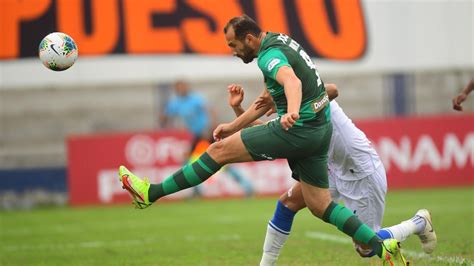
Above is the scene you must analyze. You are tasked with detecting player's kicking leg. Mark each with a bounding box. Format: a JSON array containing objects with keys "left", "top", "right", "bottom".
[{"left": 119, "top": 130, "right": 252, "bottom": 208}]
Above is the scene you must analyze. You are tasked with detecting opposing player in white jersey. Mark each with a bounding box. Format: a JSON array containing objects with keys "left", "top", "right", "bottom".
[{"left": 226, "top": 84, "right": 437, "bottom": 265}]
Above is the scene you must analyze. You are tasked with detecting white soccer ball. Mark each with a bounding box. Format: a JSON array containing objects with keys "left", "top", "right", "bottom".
[{"left": 38, "top": 32, "right": 78, "bottom": 71}]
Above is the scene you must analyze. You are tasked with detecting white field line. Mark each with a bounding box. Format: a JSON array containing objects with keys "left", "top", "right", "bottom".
[
  {"left": 1, "top": 234, "right": 241, "bottom": 252},
  {"left": 305, "top": 231, "right": 473, "bottom": 266},
  {"left": 1, "top": 239, "right": 154, "bottom": 252}
]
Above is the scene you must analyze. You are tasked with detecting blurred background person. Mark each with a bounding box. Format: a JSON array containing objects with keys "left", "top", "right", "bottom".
[{"left": 160, "top": 80, "right": 214, "bottom": 151}]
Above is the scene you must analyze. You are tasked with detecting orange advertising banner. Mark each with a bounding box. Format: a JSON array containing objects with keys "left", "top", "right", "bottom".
[{"left": 0, "top": 0, "right": 367, "bottom": 59}]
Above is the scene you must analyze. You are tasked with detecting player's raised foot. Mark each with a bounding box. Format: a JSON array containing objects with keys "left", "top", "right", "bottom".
[
  {"left": 119, "top": 166, "right": 152, "bottom": 209},
  {"left": 381, "top": 239, "right": 408, "bottom": 266},
  {"left": 415, "top": 209, "right": 437, "bottom": 254}
]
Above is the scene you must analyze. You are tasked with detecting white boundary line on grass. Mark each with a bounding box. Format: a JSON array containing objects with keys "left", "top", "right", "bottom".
[
  {"left": 305, "top": 231, "right": 473, "bottom": 265},
  {"left": 1, "top": 234, "right": 242, "bottom": 252},
  {"left": 1, "top": 239, "right": 155, "bottom": 252}
]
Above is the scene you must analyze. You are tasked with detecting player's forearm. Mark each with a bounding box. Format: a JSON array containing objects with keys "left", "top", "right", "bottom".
[
  {"left": 232, "top": 106, "right": 245, "bottom": 117},
  {"left": 231, "top": 101, "right": 270, "bottom": 129},
  {"left": 284, "top": 78, "right": 302, "bottom": 113},
  {"left": 232, "top": 105, "right": 265, "bottom": 126},
  {"left": 463, "top": 79, "right": 474, "bottom": 94}
]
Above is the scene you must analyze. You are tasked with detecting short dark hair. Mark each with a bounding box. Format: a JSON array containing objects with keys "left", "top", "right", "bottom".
[{"left": 224, "top": 15, "right": 262, "bottom": 40}]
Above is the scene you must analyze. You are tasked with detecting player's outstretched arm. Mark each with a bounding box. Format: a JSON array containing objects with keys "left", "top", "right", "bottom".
[
  {"left": 214, "top": 87, "right": 272, "bottom": 140},
  {"left": 228, "top": 84, "right": 265, "bottom": 126},
  {"left": 228, "top": 84, "right": 246, "bottom": 117},
  {"left": 452, "top": 79, "right": 474, "bottom": 111},
  {"left": 228, "top": 88, "right": 271, "bottom": 128}
]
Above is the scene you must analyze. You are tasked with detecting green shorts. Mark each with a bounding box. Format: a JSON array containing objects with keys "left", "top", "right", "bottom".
[{"left": 241, "top": 119, "right": 332, "bottom": 188}]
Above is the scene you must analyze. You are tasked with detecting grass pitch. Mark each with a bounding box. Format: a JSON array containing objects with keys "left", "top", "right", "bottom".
[{"left": 1, "top": 187, "right": 473, "bottom": 265}]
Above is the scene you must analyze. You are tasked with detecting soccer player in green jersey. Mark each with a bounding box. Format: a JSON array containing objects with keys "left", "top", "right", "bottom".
[{"left": 118, "top": 14, "right": 406, "bottom": 264}]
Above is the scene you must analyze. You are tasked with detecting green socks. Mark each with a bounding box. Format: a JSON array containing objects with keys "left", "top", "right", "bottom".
[
  {"left": 323, "top": 201, "right": 383, "bottom": 257},
  {"left": 148, "top": 152, "right": 221, "bottom": 202}
]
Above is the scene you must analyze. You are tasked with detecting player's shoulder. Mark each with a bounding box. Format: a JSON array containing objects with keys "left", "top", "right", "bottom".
[
  {"left": 258, "top": 47, "right": 284, "bottom": 63},
  {"left": 257, "top": 32, "right": 293, "bottom": 73},
  {"left": 257, "top": 48, "right": 290, "bottom": 78}
]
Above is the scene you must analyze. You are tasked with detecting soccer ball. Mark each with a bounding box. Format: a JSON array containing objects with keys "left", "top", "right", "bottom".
[{"left": 38, "top": 32, "right": 78, "bottom": 71}]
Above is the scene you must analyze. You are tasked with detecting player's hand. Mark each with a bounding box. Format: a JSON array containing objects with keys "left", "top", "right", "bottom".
[
  {"left": 228, "top": 84, "right": 244, "bottom": 108},
  {"left": 452, "top": 92, "right": 467, "bottom": 111},
  {"left": 255, "top": 95, "right": 276, "bottom": 116},
  {"left": 280, "top": 112, "right": 299, "bottom": 130},
  {"left": 213, "top": 123, "right": 236, "bottom": 141}
]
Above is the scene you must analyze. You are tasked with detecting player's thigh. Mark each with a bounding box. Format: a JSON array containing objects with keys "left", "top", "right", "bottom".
[
  {"left": 240, "top": 121, "right": 293, "bottom": 161},
  {"left": 288, "top": 153, "right": 329, "bottom": 189},
  {"left": 207, "top": 131, "right": 253, "bottom": 164},
  {"left": 338, "top": 169, "right": 387, "bottom": 231}
]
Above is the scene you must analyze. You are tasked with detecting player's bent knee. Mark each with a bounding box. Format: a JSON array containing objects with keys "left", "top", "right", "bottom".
[
  {"left": 280, "top": 185, "right": 306, "bottom": 212},
  {"left": 279, "top": 193, "right": 301, "bottom": 212},
  {"left": 207, "top": 134, "right": 251, "bottom": 165},
  {"left": 207, "top": 141, "right": 226, "bottom": 163}
]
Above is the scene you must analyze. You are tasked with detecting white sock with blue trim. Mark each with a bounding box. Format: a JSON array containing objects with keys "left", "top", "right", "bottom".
[
  {"left": 260, "top": 201, "right": 296, "bottom": 266},
  {"left": 378, "top": 214, "right": 426, "bottom": 242}
]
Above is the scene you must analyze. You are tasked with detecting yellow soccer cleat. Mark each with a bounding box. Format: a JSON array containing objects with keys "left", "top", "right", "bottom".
[
  {"left": 381, "top": 239, "right": 408, "bottom": 266},
  {"left": 119, "top": 166, "right": 152, "bottom": 209}
]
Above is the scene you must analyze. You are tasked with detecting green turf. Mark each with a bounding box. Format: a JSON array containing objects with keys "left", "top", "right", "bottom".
[{"left": 1, "top": 187, "right": 473, "bottom": 265}]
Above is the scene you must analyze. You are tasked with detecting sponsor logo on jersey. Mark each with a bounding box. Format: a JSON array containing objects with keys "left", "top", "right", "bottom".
[
  {"left": 267, "top": 58, "right": 280, "bottom": 71},
  {"left": 311, "top": 92, "right": 329, "bottom": 113}
]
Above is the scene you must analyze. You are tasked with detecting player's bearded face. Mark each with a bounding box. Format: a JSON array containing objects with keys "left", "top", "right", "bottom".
[
  {"left": 236, "top": 42, "right": 255, "bottom": 64},
  {"left": 225, "top": 28, "right": 255, "bottom": 64}
]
